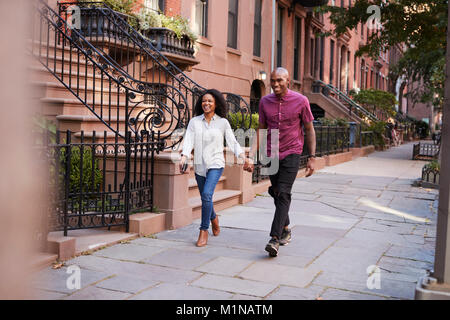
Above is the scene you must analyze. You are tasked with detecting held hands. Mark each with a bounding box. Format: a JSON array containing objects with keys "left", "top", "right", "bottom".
[{"left": 243, "top": 157, "right": 254, "bottom": 173}]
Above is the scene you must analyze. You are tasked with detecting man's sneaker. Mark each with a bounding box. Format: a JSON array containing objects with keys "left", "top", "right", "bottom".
[
  {"left": 265, "top": 238, "right": 279, "bottom": 257},
  {"left": 279, "top": 228, "right": 292, "bottom": 246}
]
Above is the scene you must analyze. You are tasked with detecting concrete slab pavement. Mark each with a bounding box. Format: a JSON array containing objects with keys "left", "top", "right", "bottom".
[{"left": 33, "top": 142, "right": 438, "bottom": 300}]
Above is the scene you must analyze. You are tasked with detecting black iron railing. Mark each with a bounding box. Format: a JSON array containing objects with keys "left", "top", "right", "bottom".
[
  {"left": 32, "top": 0, "right": 189, "bottom": 150},
  {"left": 312, "top": 80, "right": 378, "bottom": 122},
  {"left": 58, "top": 1, "right": 252, "bottom": 132},
  {"left": 252, "top": 123, "right": 351, "bottom": 183},
  {"left": 43, "top": 129, "right": 164, "bottom": 235}
]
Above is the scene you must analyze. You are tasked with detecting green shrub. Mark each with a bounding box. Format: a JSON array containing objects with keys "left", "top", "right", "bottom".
[
  {"left": 363, "top": 120, "right": 388, "bottom": 147},
  {"left": 60, "top": 146, "right": 103, "bottom": 195},
  {"left": 228, "top": 112, "right": 259, "bottom": 131}
]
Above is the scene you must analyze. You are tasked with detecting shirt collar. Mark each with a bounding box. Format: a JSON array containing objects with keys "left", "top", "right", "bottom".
[{"left": 201, "top": 114, "right": 217, "bottom": 121}]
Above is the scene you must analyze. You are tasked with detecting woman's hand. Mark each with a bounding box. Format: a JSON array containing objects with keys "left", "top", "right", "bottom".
[
  {"left": 179, "top": 155, "right": 189, "bottom": 173},
  {"left": 243, "top": 157, "right": 254, "bottom": 173}
]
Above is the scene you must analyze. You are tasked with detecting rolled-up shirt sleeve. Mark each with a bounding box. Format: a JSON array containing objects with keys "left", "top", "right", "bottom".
[
  {"left": 181, "top": 121, "right": 195, "bottom": 159},
  {"left": 224, "top": 120, "right": 243, "bottom": 158}
]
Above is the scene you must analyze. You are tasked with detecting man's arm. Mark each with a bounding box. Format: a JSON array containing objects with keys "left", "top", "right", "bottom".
[{"left": 304, "top": 121, "right": 316, "bottom": 177}]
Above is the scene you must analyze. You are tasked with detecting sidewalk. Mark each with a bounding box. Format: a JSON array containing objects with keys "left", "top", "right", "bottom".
[{"left": 33, "top": 142, "right": 438, "bottom": 300}]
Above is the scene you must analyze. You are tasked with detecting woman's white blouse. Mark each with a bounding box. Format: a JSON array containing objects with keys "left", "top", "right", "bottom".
[{"left": 181, "top": 114, "right": 244, "bottom": 177}]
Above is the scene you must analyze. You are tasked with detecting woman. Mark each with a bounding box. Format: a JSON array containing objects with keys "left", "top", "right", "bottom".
[{"left": 179, "top": 89, "right": 253, "bottom": 247}]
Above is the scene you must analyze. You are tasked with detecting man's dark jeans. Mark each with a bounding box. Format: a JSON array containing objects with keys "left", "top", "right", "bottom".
[{"left": 268, "top": 153, "right": 301, "bottom": 239}]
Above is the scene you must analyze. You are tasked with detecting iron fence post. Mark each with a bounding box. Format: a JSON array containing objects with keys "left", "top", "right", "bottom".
[{"left": 63, "top": 130, "right": 71, "bottom": 237}]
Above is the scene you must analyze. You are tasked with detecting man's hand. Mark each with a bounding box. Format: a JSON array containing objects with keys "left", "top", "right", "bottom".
[{"left": 305, "top": 157, "right": 315, "bottom": 177}]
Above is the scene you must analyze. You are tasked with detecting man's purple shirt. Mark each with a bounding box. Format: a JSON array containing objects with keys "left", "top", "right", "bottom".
[{"left": 259, "top": 89, "right": 314, "bottom": 160}]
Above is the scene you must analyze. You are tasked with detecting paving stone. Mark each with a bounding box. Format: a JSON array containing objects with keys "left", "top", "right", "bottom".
[
  {"left": 218, "top": 211, "right": 274, "bottom": 232},
  {"left": 291, "top": 193, "right": 321, "bottom": 201},
  {"left": 143, "top": 248, "right": 216, "bottom": 270},
  {"left": 319, "top": 288, "right": 388, "bottom": 300},
  {"left": 310, "top": 243, "right": 389, "bottom": 277},
  {"left": 93, "top": 243, "right": 165, "bottom": 262},
  {"left": 389, "top": 197, "right": 435, "bottom": 218},
  {"left": 191, "top": 228, "right": 270, "bottom": 251},
  {"left": 377, "top": 256, "right": 433, "bottom": 275},
  {"left": 343, "top": 227, "right": 417, "bottom": 248},
  {"left": 32, "top": 289, "right": 69, "bottom": 300},
  {"left": 265, "top": 285, "right": 325, "bottom": 300},
  {"left": 238, "top": 262, "right": 321, "bottom": 288},
  {"left": 195, "top": 257, "right": 254, "bottom": 277},
  {"left": 33, "top": 266, "right": 113, "bottom": 294},
  {"left": 131, "top": 282, "right": 233, "bottom": 300},
  {"left": 191, "top": 274, "right": 278, "bottom": 297},
  {"left": 384, "top": 245, "right": 435, "bottom": 264},
  {"left": 63, "top": 286, "right": 131, "bottom": 300},
  {"left": 95, "top": 275, "right": 159, "bottom": 294},
  {"left": 229, "top": 294, "right": 262, "bottom": 300},
  {"left": 67, "top": 255, "right": 203, "bottom": 284},
  {"left": 313, "top": 271, "right": 416, "bottom": 300},
  {"left": 289, "top": 211, "right": 359, "bottom": 230},
  {"left": 291, "top": 225, "right": 348, "bottom": 240},
  {"left": 280, "top": 235, "right": 336, "bottom": 259}
]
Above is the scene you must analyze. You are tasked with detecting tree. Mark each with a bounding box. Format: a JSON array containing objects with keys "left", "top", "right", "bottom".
[
  {"left": 319, "top": 0, "right": 447, "bottom": 110},
  {"left": 350, "top": 88, "right": 398, "bottom": 120}
]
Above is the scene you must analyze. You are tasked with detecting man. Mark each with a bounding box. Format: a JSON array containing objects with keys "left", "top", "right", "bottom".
[{"left": 249, "top": 68, "right": 316, "bottom": 257}]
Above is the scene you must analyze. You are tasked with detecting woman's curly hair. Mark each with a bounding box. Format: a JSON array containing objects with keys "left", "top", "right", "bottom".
[{"left": 193, "top": 89, "right": 228, "bottom": 118}]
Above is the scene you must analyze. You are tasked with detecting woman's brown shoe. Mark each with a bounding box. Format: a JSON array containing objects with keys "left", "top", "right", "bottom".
[
  {"left": 211, "top": 217, "right": 220, "bottom": 236},
  {"left": 196, "top": 230, "right": 208, "bottom": 247}
]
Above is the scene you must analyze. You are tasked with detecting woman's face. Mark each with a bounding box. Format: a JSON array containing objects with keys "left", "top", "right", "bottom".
[{"left": 202, "top": 93, "right": 216, "bottom": 115}]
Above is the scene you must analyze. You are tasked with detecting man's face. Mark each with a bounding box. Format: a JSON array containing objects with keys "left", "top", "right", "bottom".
[{"left": 270, "top": 72, "right": 289, "bottom": 97}]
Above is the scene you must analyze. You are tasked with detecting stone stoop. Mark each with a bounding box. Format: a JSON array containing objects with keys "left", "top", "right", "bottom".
[
  {"left": 189, "top": 189, "right": 242, "bottom": 220},
  {"left": 30, "top": 252, "right": 59, "bottom": 271},
  {"left": 46, "top": 230, "right": 139, "bottom": 262}
]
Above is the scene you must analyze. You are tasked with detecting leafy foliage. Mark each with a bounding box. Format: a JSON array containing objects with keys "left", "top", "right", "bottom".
[
  {"left": 228, "top": 112, "right": 259, "bottom": 131},
  {"left": 319, "top": 0, "right": 447, "bottom": 109},
  {"left": 80, "top": 0, "right": 198, "bottom": 42},
  {"left": 349, "top": 89, "right": 397, "bottom": 118},
  {"left": 134, "top": 10, "right": 198, "bottom": 42}
]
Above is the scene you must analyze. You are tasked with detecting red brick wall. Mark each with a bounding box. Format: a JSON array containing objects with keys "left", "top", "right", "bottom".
[{"left": 164, "top": 0, "right": 181, "bottom": 17}]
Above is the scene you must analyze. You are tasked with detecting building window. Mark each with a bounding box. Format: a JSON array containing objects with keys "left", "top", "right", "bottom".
[
  {"left": 253, "top": 0, "right": 262, "bottom": 57},
  {"left": 330, "top": 39, "right": 335, "bottom": 84},
  {"left": 293, "top": 17, "right": 301, "bottom": 80},
  {"left": 145, "top": 0, "right": 164, "bottom": 12},
  {"left": 276, "top": 6, "right": 284, "bottom": 67},
  {"left": 320, "top": 36, "right": 325, "bottom": 80},
  {"left": 227, "top": 0, "right": 239, "bottom": 49},
  {"left": 194, "top": 0, "right": 208, "bottom": 38}
]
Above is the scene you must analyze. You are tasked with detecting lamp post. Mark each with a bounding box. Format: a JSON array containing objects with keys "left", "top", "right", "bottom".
[{"left": 415, "top": 2, "right": 450, "bottom": 299}]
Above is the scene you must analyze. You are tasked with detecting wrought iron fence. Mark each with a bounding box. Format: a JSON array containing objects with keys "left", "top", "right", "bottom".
[
  {"left": 43, "top": 129, "right": 164, "bottom": 235},
  {"left": 252, "top": 123, "right": 351, "bottom": 183},
  {"left": 413, "top": 142, "right": 440, "bottom": 160}
]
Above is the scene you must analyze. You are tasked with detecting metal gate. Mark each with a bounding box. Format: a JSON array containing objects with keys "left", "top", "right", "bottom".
[{"left": 45, "top": 129, "right": 164, "bottom": 236}]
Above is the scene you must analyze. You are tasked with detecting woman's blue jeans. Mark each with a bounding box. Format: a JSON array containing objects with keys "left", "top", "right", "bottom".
[{"left": 195, "top": 168, "right": 224, "bottom": 231}]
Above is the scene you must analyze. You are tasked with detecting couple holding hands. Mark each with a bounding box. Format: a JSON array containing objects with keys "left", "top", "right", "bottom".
[{"left": 179, "top": 68, "right": 316, "bottom": 257}]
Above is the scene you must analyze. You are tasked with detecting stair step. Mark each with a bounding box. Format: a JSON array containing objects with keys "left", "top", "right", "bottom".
[
  {"left": 190, "top": 189, "right": 241, "bottom": 219},
  {"left": 30, "top": 252, "right": 59, "bottom": 271},
  {"left": 188, "top": 176, "right": 226, "bottom": 198}
]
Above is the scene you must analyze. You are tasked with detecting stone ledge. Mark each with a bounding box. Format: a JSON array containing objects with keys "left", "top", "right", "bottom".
[
  {"left": 351, "top": 145, "right": 375, "bottom": 158},
  {"left": 129, "top": 212, "right": 167, "bottom": 237},
  {"left": 324, "top": 151, "right": 353, "bottom": 167},
  {"left": 47, "top": 235, "right": 76, "bottom": 261}
]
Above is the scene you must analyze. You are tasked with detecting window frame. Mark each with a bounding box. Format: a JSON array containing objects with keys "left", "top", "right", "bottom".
[{"left": 227, "top": 0, "right": 239, "bottom": 49}]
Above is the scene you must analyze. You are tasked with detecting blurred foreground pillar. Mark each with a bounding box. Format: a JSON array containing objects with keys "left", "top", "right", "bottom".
[{"left": 0, "top": 0, "right": 48, "bottom": 299}]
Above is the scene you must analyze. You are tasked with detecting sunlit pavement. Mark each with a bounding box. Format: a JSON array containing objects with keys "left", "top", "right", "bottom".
[{"left": 33, "top": 142, "right": 438, "bottom": 300}]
